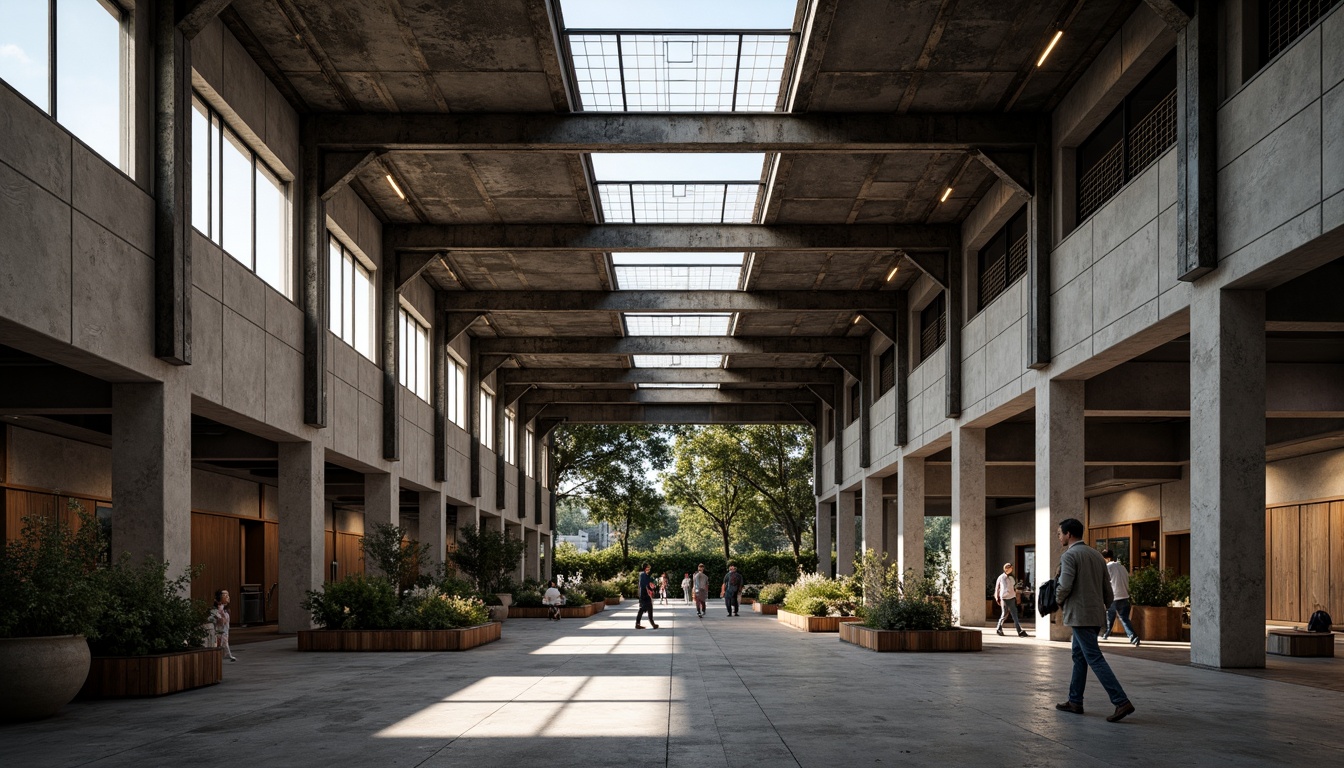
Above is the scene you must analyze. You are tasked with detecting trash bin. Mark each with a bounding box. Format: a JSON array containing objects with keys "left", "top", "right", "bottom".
[{"left": 240, "top": 584, "right": 264, "bottom": 625}]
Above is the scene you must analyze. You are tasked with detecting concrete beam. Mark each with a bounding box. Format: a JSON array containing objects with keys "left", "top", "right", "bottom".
[
  {"left": 386, "top": 224, "right": 955, "bottom": 253},
  {"left": 529, "top": 403, "right": 813, "bottom": 424},
  {"left": 478, "top": 336, "right": 863, "bottom": 356},
  {"left": 177, "top": 0, "right": 233, "bottom": 40},
  {"left": 440, "top": 290, "right": 903, "bottom": 313},
  {"left": 301, "top": 120, "right": 327, "bottom": 428},
  {"left": 1027, "top": 128, "right": 1052, "bottom": 368},
  {"left": 311, "top": 112, "right": 1042, "bottom": 153},
  {"left": 497, "top": 367, "right": 844, "bottom": 386},
  {"left": 1142, "top": 0, "right": 1193, "bottom": 30},
  {"left": 521, "top": 388, "right": 815, "bottom": 406},
  {"left": 985, "top": 420, "right": 1189, "bottom": 464}
]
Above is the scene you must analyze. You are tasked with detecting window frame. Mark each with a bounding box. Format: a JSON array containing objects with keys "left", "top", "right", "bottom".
[
  {"left": 480, "top": 388, "right": 495, "bottom": 451},
  {"left": 974, "top": 208, "right": 1029, "bottom": 313},
  {"left": 397, "top": 305, "right": 431, "bottom": 401},
  {"left": 918, "top": 293, "right": 947, "bottom": 364},
  {"left": 878, "top": 345, "right": 896, "bottom": 397},
  {"left": 526, "top": 427, "right": 536, "bottom": 476},
  {"left": 328, "top": 235, "right": 376, "bottom": 361},
  {"left": 847, "top": 381, "right": 861, "bottom": 426},
  {"left": 447, "top": 353, "right": 467, "bottom": 429},
  {"left": 504, "top": 409, "right": 517, "bottom": 466},
  {"left": 192, "top": 92, "right": 292, "bottom": 296}
]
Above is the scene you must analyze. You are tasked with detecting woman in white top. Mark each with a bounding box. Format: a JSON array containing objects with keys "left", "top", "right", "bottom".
[
  {"left": 542, "top": 580, "right": 564, "bottom": 621},
  {"left": 211, "top": 590, "right": 238, "bottom": 661},
  {"left": 681, "top": 573, "right": 692, "bottom": 604}
]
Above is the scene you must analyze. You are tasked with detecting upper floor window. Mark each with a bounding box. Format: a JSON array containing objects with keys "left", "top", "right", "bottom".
[
  {"left": 447, "top": 354, "right": 467, "bottom": 428},
  {"left": 977, "top": 209, "right": 1028, "bottom": 311},
  {"left": 193, "top": 95, "right": 291, "bottom": 295},
  {"left": 328, "top": 236, "right": 375, "bottom": 360},
  {"left": 398, "top": 307, "right": 429, "bottom": 401},
  {"left": 1075, "top": 53, "right": 1176, "bottom": 224},
  {"left": 526, "top": 428, "right": 535, "bottom": 476},
  {"left": 540, "top": 444, "right": 548, "bottom": 484},
  {"left": 823, "top": 409, "right": 834, "bottom": 444},
  {"left": 1, "top": 0, "right": 124, "bottom": 169},
  {"left": 847, "top": 381, "right": 861, "bottom": 425},
  {"left": 504, "top": 410, "right": 517, "bottom": 465},
  {"left": 918, "top": 293, "right": 946, "bottom": 363},
  {"left": 1263, "top": 0, "right": 1341, "bottom": 61},
  {"left": 878, "top": 346, "right": 895, "bottom": 397},
  {"left": 480, "top": 389, "right": 495, "bottom": 450}
]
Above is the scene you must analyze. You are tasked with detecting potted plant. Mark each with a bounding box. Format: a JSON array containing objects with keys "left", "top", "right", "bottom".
[
  {"left": 840, "top": 553, "right": 981, "bottom": 652},
  {"left": 449, "top": 525, "right": 527, "bottom": 616},
  {"left": 299, "top": 575, "right": 497, "bottom": 651},
  {"left": 752, "top": 583, "right": 788, "bottom": 615},
  {"left": 777, "top": 572, "right": 861, "bottom": 632},
  {"left": 1126, "top": 566, "right": 1185, "bottom": 641},
  {"left": 740, "top": 584, "right": 760, "bottom": 605},
  {"left": 0, "top": 507, "right": 104, "bottom": 720}
]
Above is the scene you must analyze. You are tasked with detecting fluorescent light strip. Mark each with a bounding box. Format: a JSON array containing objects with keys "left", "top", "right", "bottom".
[{"left": 1037, "top": 30, "right": 1063, "bottom": 67}]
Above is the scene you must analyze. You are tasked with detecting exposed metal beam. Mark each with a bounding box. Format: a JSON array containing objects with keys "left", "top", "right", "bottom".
[
  {"left": 387, "top": 224, "right": 955, "bottom": 253},
  {"left": 497, "top": 367, "right": 845, "bottom": 385},
  {"left": 528, "top": 403, "right": 814, "bottom": 424},
  {"left": 321, "top": 150, "right": 381, "bottom": 201},
  {"left": 154, "top": 1, "right": 192, "bottom": 365},
  {"left": 1176, "top": 2, "right": 1218, "bottom": 281},
  {"left": 1027, "top": 125, "right": 1052, "bottom": 368},
  {"left": 478, "top": 336, "right": 862, "bottom": 356},
  {"left": 1142, "top": 0, "right": 1193, "bottom": 30},
  {"left": 441, "top": 290, "right": 902, "bottom": 313},
  {"left": 311, "top": 112, "right": 1042, "bottom": 153},
  {"left": 300, "top": 119, "right": 327, "bottom": 427},
  {"left": 521, "top": 388, "right": 815, "bottom": 405}
]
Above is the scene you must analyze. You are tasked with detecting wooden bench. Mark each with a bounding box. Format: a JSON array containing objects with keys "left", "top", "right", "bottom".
[{"left": 1266, "top": 630, "right": 1335, "bottom": 657}]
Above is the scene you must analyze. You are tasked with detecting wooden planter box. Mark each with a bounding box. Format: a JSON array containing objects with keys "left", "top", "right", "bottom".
[
  {"left": 297, "top": 623, "right": 500, "bottom": 652},
  {"left": 1128, "top": 605, "right": 1184, "bottom": 641},
  {"left": 508, "top": 602, "right": 605, "bottom": 619},
  {"left": 752, "top": 602, "right": 780, "bottom": 615},
  {"left": 777, "top": 609, "right": 861, "bottom": 633},
  {"left": 1267, "top": 630, "right": 1335, "bottom": 657},
  {"left": 839, "top": 623, "right": 983, "bottom": 652},
  {"left": 741, "top": 597, "right": 757, "bottom": 605},
  {"left": 80, "top": 647, "right": 222, "bottom": 698},
  {"left": 605, "top": 596, "right": 623, "bottom": 606}
]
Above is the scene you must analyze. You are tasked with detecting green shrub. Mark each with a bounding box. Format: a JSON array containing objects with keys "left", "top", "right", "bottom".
[
  {"left": 758, "top": 583, "right": 789, "bottom": 605},
  {"left": 360, "top": 523, "right": 430, "bottom": 595},
  {"left": 1129, "top": 566, "right": 1179, "bottom": 607},
  {"left": 582, "top": 580, "right": 621, "bottom": 601},
  {"left": 92, "top": 558, "right": 208, "bottom": 656},
  {"left": 302, "top": 575, "right": 398, "bottom": 630},
  {"left": 782, "top": 573, "right": 857, "bottom": 617},
  {"left": 512, "top": 587, "right": 544, "bottom": 607},
  {"left": 402, "top": 587, "right": 489, "bottom": 629},
  {"left": 862, "top": 570, "right": 953, "bottom": 631},
  {"left": 554, "top": 550, "right": 818, "bottom": 589},
  {"left": 613, "top": 571, "right": 640, "bottom": 598},
  {"left": 1167, "top": 573, "right": 1191, "bottom": 603},
  {"left": 741, "top": 584, "right": 760, "bottom": 599},
  {"left": 797, "top": 596, "right": 829, "bottom": 617},
  {"left": 0, "top": 508, "right": 106, "bottom": 639},
  {"left": 450, "top": 525, "right": 527, "bottom": 595},
  {"left": 437, "top": 573, "right": 477, "bottom": 598}
]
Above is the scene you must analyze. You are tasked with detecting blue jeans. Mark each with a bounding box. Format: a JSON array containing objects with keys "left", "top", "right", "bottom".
[
  {"left": 1069, "top": 626, "right": 1128, "bottom": 706},
  {"left": 1104, "top": 598, "right": 1138, "bottom": 641}
]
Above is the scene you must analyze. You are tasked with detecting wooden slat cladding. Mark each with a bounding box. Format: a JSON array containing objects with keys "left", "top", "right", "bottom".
[
  {"left": 508, "top": 602, "right": 605, "bottom": 619},
  {"left": 776, "top": 609, "right": 861, "bottom": 633},
  {"left": 1266, "top": 501, "right": 1344, "bottom": 624},
  {"left": 297, "top": 623, "right": 501, "bottom": 652},
  {"left": 80, "top": 648, "right": 223, "bottom": 698},
  {"left": 191, "top": 512, "right": 241, "bottom": 613},
  {"left": 2, "top": 488, "right": 99, "bottom": 544},
  {"left": 839, "top": 622, "right": 983, "bottom": 652}
]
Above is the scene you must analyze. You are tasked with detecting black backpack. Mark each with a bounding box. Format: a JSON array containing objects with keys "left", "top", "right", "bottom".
[
  {"left": 1037, "top": 579, "right": 1060, "bottom": 616},
  {"left": 1307, "top": 609, "right": 1333, "bottom": 633}
]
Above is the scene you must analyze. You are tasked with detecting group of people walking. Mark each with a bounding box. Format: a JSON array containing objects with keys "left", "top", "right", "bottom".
[{"left": 635, "top": 562, "right": 745, "bottom": 628}]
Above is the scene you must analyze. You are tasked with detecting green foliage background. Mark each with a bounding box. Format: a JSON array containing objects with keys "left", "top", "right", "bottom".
[{"left": 554, "top": 547, "right": 816, "bottom": 591}]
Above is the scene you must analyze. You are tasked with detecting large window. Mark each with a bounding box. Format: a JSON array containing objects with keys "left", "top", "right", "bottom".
[
  {"left": 328, "top": 237, "right": 375, "bottom": 360},
  {"left": 398, "top": 307, "right": 430, "bottom": 401},
  {"left": 193, "top": 95, "right": 291, "bottom": 295},
  {"left": 918, "top": 293, "right": 946, "bottom": 363},
  {"left": 1, "top": 0, "right": 124, "bottom": 168},
  {"left": 847, "top": 381, "right": 861, "bottom": 425},
  {"left": 878, "top": 346, "right": 895, "bottom": 396},
  {"left": 526, "top": 427, "right": 535, "bottom": 476},
  {"left": 447, "top": 355, "right": 467, "bottom": 428},
  {"left": 977, "top": 209, "right": 1028, "bottom": 311},
  {"left": 480, "top": 390, "right": 495, "bottom": 450},
  {"left": 504, "top": 410, "right": 517, "bottom": 465},
  {"left": 1075, "top": 54, "right": 1176, "bottom": 224}
]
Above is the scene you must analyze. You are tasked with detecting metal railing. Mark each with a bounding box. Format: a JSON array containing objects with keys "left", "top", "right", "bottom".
[
  {"left": 1077, "top": 140, "right": 1126, "bottom": 223},
  {"left": 1128, "top": 90, "right": 1177, "bottom": 176},
  {"left": 1266, "top": 0, "right": 1341, "bottom": 60},
  {"left": 979, "top": 233, "right": 1029, "bottom": 309},
  {"left": 919, "top": 315, "right": 945, "bottom": 362}
]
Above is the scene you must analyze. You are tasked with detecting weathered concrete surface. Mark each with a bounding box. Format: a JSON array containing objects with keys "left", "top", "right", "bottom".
[
  {"left": 897, "top": 456, "right": 925, "bottom": 578},
  {"left": 952, "top": 426, "right": 986, "bottom": 627},
  {"left": 835, "top": 491, "right": 856, "bottom": 576},
  {"left": 3, "top": 603, "right": 1343, "bottom": 767},
  {"left": 278, "top": 440, "right": 325, "bottom": 633},
  {"left": 1035, "top": 380, "right": 1084, "bottom": 642}
]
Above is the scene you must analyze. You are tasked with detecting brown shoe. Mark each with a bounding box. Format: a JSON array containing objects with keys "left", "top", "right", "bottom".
[
  {"left": 1055, "top": 701, "right": 1084, "bottom": 714},
  {"left": 1107, "top": 701, "right": 1135, "bottom": 722},
  {"left": 650, "top": 623, "right": 660, "bottom": 629},
  {"left": 634, "top": 625, "right": 645, "bottom": 629}
]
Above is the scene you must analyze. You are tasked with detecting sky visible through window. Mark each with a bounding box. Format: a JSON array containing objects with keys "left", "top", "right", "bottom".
[
  {"left": 559, "top": 0, "right": 798, "bottom": 30},
  {"left": 632, "top": 355, "right": 724, "bottom": 369},
  {"left": 592, "top": 153, "right": 765, "bottom": 223},
  {"left": 625, "top": 313, "right": 732, "bottom": 336}
]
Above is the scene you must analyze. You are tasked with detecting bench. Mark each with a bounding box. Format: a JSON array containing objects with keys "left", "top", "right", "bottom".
[{"left": 1266, "top": 630, "right": 1335, "bottom": 657}]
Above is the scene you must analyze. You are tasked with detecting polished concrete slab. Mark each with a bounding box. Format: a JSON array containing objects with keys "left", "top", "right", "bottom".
[{"left": 3, "top": 602, "right": 1343, "bottom": 767}]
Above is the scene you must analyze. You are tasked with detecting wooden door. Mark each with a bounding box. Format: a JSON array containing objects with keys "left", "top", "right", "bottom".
[
  {"left": 1300, "top": 503, "right": 1331, "bottom": 617},
  {"left": 1267, "top": 505, "right": 1301, "bottom": 621},
  {"left": 191, "top": 512, "right": 242, "bottom": 622},
  {"left": 264, "top": 521, "right": 279, "bottom": 622}
]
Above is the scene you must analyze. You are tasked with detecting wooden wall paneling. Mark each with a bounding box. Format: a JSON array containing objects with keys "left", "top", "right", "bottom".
[
  {"left": 1265, "top": 509, "right": 1273, "bottom": 620},
  {"left": 1332, "top": 502, "right": 1344, "bottom": 622},
  {"left": 336, "top": 532, "right": 363, "bottom": 578},
  {"left": 1300, "top": 503, "right": 1331, "bottom": 621},
  {"left": 1269, "top": 506, "right": 1300, "bottom": 621},
  {"left": 190, "top": 512, "right": 242, "bottom": 622},
  {"left": 264, "top": 521, "right": 279, "bottom": 622}
]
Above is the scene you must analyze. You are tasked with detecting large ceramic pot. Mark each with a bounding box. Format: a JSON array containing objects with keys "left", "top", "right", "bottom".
[
  {"left": 488, "top": 605, "right": 509, "bottom": 623},
  {"left": 494, "top": 594, "right": 513, "bottom": 608},
  {"left": 0, "top": 635, "right": 91, "bottom": 721}
]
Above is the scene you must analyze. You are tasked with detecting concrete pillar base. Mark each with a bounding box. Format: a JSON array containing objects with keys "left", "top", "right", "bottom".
[
  {"left": 1036, "top": 379, "right": 1084, "bottom": 643},
  {"left": 111, "top": 377, "right": 192, "bottom": 576},
  {"left": 815, "top": 499, "right": 832, "bottom": 576},
  {"left": 836, "top": 491, "right": 856, "bottom": 576},
  {"left": 279, "top": 441, "right": 324, "bottom": 633},
  {"left": 898, "top": 456, "right": 925, "bottom": 579},
  {"left": 952, "top": 427, "right": 987, "bottom": 627},
  {"left": 420, "top": 490, "right": 445, "bottom": 573}
]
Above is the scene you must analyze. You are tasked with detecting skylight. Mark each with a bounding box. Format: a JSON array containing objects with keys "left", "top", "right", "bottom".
[
  {"left": 625, "top": 313, "right": 732, "bottom": 336},
  {"left": 560, "top": 1, "right": 795, "bottom": 113},
  {"left": 591, "top": 153, "right": 765, "bottom": 224},
  {"left": 632, "top": 355, "right": 724, "bottom": 368},
  {"left": 613, "top": 253, "right": 745, "bottom": 290},
  {"left": 636, "top": 383, "right": 720, "bottom": 389}
]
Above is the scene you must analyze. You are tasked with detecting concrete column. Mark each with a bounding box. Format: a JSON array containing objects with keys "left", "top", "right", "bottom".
[
  {"left": 419, "top": 490, "right": 445, "bottom": 572},
  {"left": 835, "top": 491, "right": 857, "bottom": 576},
  {"left": 952, "top": 427, "right": 987, "bottom": 627},
  {"left": 279, "top": 441, "right": 325, "bottom": 632},
  {"left": 111, "top": 378, "right": 192, "bottom": 575},
  {"left": 524, "top": 527, "right": 541, "bottom": 581},
  {"left": 543, "top": 532, "right": 554, "bottom": 580},
  {"left": 815, "top": 499, "right": 832, "bottom": 576},
  {"left": 897, "top": 456, "right": 925, "bottom": 578},
  {"left": 884, "top": 498, "right": 900, "bottom": 558},
  {"left": 1035, "top": 379, "right": 1084, "bottom": 642},
  {"left": 1190, "top": 288, "right": 1266, "bottom": 668},
  {"left": 508, "top": 522, "right": 525, "bottom": 583},
  {"left": 363, "top": 470, "right": 399, "bottom": 532},
  {"left": 861, "top": 476, "right": 884, "bottom": 558}
]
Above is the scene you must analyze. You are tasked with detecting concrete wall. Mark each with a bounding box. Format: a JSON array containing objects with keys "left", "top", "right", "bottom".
[
  {"left": 987, "top": 510, "right": 1034, "bottom": 588},
  {"left": 1087, "top": 471, "right": 1190, "bottom": 532},
  {"left": 1266, "top": 448, "right": 1344, "bottom": 507}
]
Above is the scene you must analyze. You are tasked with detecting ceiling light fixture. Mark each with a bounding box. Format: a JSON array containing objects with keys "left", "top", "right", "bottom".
[
  {"left": 940, "top": 187, "right": 953, "bottom": 203},
  {"left": 886, "top": 266, "right": 900, "bottom": 282},
  {"left": 852, "top": 315, "right": 862, "bottom": 325},
  {"left": 386, "top": 174, "right": 406, "bottom": 200},
  {"left": 1037, "top": 30, "right": 1063, "bottom": 67}
]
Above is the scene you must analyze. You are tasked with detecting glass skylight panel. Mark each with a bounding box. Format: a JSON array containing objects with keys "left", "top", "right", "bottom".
[
  {"left": 591, "top": 153, "right": 765, "bottom": 224},
  {"left": 613, "top": 253, "right": 745, "bottom": 290},
  {"left": 560, "top": 0, "right": 798, "bottom": 30},
  {"left": 636, "top": 383, "right": 719, "bottom": 389},
  {"left": 625, "top": 313, "right": 732, "bottom": 336},
  {"left": 632, "top": 355, "right": 724, "bottom": 368}
]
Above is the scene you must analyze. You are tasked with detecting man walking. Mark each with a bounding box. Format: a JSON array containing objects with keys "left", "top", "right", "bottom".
[
  {"left": 995, "top": 562, "right": 1028, "bottom": 637},
  {"left": 1054, "top": 518, "right": 1135, "bottom": 722},
  {"left": 1101, "top": 550, "right": 1140, "bottom": 646},
  {"left": 721, "top": 563, "right": 744, "bottom": 617},
  {"left": 635, "top": 563, "right": 659, "bottom": 630},
  {"left": 692, "top": 563, "right": 709, "bottom": 617}
]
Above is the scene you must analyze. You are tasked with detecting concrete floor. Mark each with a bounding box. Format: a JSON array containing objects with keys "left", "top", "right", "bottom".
[{"left": 3, "top": 602, "right": 1343, "bottom": 767}]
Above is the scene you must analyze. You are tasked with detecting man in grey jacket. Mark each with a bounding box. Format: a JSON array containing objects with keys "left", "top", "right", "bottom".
[{"left": 1054, "top": 518, "right": 1135, "bottom": 722}]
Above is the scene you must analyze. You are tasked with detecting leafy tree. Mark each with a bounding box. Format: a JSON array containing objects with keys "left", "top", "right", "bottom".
[
  {"left": 924, "top": 516, "right": 951, "bottom": 577},
  {"left": 588, "top": 478, "right": 666, "bottom": 564},
  {"left": 550, "top": 425, "right": 673, "bottom": 503},
  {"left": 449, "top": 525, "right": 526, "bottom": 595},
  {"left": 725, "top": 425, "right": 815, "bottom": 560},
  {"left": 360, "top": 523, "right": 430, "bottom": 594},
  {"left": 664, "top": 427, "right": 759, "bottom": 563},
  {"left": 555, "top": 497, "right": 589, "bottom": 536}
]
